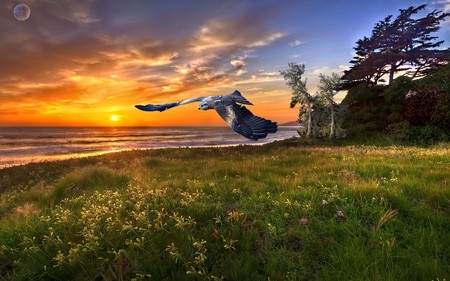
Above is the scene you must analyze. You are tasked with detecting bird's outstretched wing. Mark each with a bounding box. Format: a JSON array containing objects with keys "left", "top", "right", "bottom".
[
  {"left": 214, "top": 101, "right": 278, "bottom": 141},
  {"left": 135, "top": 97, "right": 205, "bottom": 112}
]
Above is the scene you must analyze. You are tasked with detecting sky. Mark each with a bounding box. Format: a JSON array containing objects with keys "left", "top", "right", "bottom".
[{"left": 0, "top": 0, "right": 449, "bottom": 126}]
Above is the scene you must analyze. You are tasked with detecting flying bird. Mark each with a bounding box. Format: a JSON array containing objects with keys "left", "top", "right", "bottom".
[{"left": 135, "top": 90, "right": 278, "bottom": 140}]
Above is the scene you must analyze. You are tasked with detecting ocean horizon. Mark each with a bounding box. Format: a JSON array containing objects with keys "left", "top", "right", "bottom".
[{"left": 0, "top": 126, "right": 298, "bottom": 169}]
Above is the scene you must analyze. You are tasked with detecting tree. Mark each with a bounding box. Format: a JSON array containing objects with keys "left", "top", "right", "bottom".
[
  {"left": 280, "top": 63, "right": 314, "bottom": 137},
  {"left": 317, "top": 73, "right": 343, "bottom": 139},
  {"left": 341, "top": 4, "right": 449, "bottom": 88},
  {"left": 308, "top": 100, "right": 347, "bottom": 139}
]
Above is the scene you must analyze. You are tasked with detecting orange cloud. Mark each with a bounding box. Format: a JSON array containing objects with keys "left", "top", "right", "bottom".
[{"left": 0, "top": 1, "right": 299, "bottom": 126}]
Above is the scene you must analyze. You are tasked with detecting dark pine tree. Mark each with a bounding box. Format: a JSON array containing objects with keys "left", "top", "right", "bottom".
[{"left": 341, "top": 4, "right": 449, "bottom": 89}]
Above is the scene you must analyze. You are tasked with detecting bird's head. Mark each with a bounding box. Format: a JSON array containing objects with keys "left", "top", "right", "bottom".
[{"left": 198, "top": 98, "right": 213, "bottom": 110}]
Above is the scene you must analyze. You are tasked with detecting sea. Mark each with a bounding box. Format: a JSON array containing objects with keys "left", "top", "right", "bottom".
[{"left": 0, "top": 126, "right": 298, "bottom": 169}]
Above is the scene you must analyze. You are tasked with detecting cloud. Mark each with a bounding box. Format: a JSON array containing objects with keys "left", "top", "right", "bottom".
[
  {"left": 303, "top": 65, "right": 349, "bottom": 95},
  {"left": 230, "top": 58, "right": 248, "bottom": 76},
  {"left": 119, "top": 52, "right": 179, "bottom": 67},
  {"left": 161, "top": 6, "right": 286, "bottom": 94},
  {"left": 182, "top": 66, "right": 228, "bottom": 86},
  {"left": 430, "top": 0, "right": 450, "bottom": 12},
  {"left": 235, "top": 69, "right": 247, "bottom": 76},
  {"left": 0, "top": 82, "right": 82, "bottom": 114},
  {"left": 230, "top": 59, "right": 247, "bottom": 68},
  {"left": 311, "top": 65, "right": 349, "bottom": 76},
  {"left": 289, "top": 40, "right": 303, "bottom": 47},
  {"left": 258, "top": 71, "right": 280, "bottom": 76},
  {"left": 43, "top": 0, "right": 100, "bottom": 24},
  {"left": 234, "top": 74, "right": 284, "bottom": 85},
  {"left": 192, "top": 20, "right": 283, "bottom": 52},
  {"left": 0, "top": 0, "right": 288, "bottom": 125},
  {"left": 192, "top": 21, "right": 236, "bottom": 51},
  {"left": 248, "top": 32, "right": 284, "bottom": 47},
  {"left": 191, "top": 5, "right": 284, "bottom": 53}
]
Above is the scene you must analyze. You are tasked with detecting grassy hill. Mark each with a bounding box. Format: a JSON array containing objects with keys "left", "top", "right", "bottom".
[{"left": 0, "top": 139, "right": 449, "bottom": 280}]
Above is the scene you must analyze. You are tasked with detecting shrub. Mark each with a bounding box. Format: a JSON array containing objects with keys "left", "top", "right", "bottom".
[
  {"left": 386, "top": 121, "right": 412, "bottom": 141},
  {"left": 342, "top": 85, "right": 388, "bottom": 138},
  {"left": 403, "top": 88, "right": 443, "bottom": 126},
  {"left": 387, "top": 122, "right": 448, "bottom": 144},
  {"left": 384, "top": 76, "right": 413, "bottom": 104},
  {"left": 408, "top": 125, "right": 448, "bottom": 144}
]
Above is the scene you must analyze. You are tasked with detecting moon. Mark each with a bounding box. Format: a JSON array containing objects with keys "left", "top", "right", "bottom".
[{"left": 13, "top": 3, "right": 31, "bottom": 21}]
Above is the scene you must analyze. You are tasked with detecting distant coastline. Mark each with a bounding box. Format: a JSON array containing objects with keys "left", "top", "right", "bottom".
[{"left": 280, "top": 121, "right": 299, "bottom": 126}]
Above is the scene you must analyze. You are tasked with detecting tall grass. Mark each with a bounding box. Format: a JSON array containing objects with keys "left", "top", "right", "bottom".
[{"left": 0, "top": 141, "right": 449, "bottom": 280}]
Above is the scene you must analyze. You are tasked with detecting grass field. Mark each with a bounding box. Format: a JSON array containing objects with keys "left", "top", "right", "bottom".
[{"left": 0, "top": 139, "right": 449, "bottom": 280}]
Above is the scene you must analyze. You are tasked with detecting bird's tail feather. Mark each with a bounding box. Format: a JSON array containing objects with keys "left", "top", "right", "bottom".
[{"left": 230, "top": 90, "right": 253, "bottom": 105}]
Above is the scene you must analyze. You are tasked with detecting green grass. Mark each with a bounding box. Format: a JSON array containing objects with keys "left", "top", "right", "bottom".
[{"left": 0, "top": 140, "right": 449, "bottom": 280}]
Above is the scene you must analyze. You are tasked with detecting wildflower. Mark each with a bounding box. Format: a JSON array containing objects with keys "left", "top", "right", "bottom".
[
  {"left": 222, "top": 237, "right": 238, "bottom": 251},
  {"left": 226, "top": 210, "right": 244, "bottom": 222},
  {"left": 336, "top": 210, "right": 345, "bottom": 218},
  {"left": 53, "top": 250, "right": 65, "bottom": 267},
  {"left": 213, "top": 228, "right": 219, "bottom": 238},
  {"left": 192, "top": 239, "right": 207, "bottom": 251},
  {"left": 166, "top": 243, "right": 182, "bottom": 263},
  {"left": 321, "top": 199, "right": 329, "bottom": 205},
  {"left": 232, "top": 188, "right": 242, "bottom": 195},
  {"left": 213, "top": 216, "right": 222, "bottom": 224},
  {"left": 192, "top": 239, "right": 207, "bottom": 265},
  {"left": 267, "top": 223, "right": 276, "bottom": 234},
  {"left": 284, "top": 198, "right": 292, "bottom": 206}
]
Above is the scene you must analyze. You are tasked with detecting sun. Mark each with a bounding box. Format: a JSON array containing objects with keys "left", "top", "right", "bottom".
[{"left": 110, "top": 115, "right": 120, "bottom": 122}]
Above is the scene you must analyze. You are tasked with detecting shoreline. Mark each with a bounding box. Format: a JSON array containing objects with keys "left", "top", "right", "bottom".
[
  {"left": 0, "top": 136, "right": 300, "bottom": 170},
  {"left": 0, "top": 126, "right": 299, "bottom": 170}
]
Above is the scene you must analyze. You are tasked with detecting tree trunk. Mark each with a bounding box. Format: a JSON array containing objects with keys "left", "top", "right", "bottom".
[
  {"left": 329, "top": 100, "right": 335, "bottom": 139},
  {"left": 306, "top": 96, "right": 312, "bottom": 137},
  {"left": 389, "top": 63, "right": 395, "bottom": 84}
]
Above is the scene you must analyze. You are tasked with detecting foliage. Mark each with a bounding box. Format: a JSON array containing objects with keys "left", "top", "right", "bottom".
[
  {"left": 412, "top": 62, "right": 450, "bottom": 93},
  {"left": 410, "top": 62, "right": 450, "bottom": 126},
  {"left": 383, "top": 76, "right": 413, "bottom": 104},
  {"left": 383, "top": 76, "right": 413, "bottom": 126},
  {"left": 281, "top": 67, "right": 347, "bottom": 139},
  {"left": 342, "top": 63, "right": 450, "bottom": 143},
  {"left": 388, "top": 65, "right": 450, "bottom": 143},
  {"left": 317, "top": 73, "right": 347, "bottom": 139},
  {"left": 341, "top": 4, "right": 449, "bottom": 88},
  {"left": 280, "top": 63, "right": 314, "bottom": 137},
  {"left": 308, "top": 99, "right": 347, "bottom": 139},
  {"left": 0, "top": 143, "right": 449, "bottom": 280},
  {"left": 341, "top": 85, "right": 388, "bottom": 138},
  {"left": 326, "top": 4, "right": 449, "bottom": 142},
  {"left": 403, "top": 88, "right": 445, "bottom": 126}
]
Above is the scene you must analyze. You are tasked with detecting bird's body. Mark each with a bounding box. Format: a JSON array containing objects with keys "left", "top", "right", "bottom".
[{"left": 135, "top": 90, "right": 277, "bottom": 140}]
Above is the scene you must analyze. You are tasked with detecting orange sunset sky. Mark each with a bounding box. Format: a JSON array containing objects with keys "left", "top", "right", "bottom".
[{"left": 1, "top": 0, "right": 448, "bottom": 127}]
